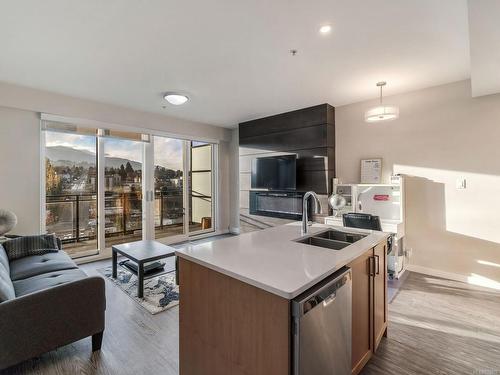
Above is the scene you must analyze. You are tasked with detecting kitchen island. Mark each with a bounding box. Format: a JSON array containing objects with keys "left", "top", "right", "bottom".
[{"left": 176, "top": 222, "right": 389, "bottom": 375}]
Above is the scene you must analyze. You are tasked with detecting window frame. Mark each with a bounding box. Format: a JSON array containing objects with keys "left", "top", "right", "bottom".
[{"left": 40, "top": 114, "right": 219, "bottom": 258}]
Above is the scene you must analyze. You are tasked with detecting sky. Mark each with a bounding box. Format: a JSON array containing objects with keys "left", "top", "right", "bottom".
[
  {"left": 45, "top": 132, "right": 95, "bottom": 153},
  {"left": 45, "top": 132, "right": 184, "bottom": 170},
  {"left": 153, "top": 136, "right": 183, "bottom": 171}
]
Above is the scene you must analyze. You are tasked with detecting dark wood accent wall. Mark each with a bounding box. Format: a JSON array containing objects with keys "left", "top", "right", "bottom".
[{"left": 239, "top": 104, "right": 335, "bottom": 195}]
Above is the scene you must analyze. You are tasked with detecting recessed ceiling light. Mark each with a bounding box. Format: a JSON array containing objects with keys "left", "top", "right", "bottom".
[
  {"left": 319, "top": 25, "right": 332, "bottom": 34},
  {"left": 163, "top": 93, "right": 189, "bottom": 105}
]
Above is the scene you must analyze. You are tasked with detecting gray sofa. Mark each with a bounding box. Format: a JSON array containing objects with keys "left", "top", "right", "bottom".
[{"left": 0, "top": 236, "right": 106, "bottom": 370}]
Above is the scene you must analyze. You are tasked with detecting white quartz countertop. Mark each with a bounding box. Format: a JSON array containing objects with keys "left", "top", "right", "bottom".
[{"left": 175, "top": 222, "right": 389, "bottom": 300}]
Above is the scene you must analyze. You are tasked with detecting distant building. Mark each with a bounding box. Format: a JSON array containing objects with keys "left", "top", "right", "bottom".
[{"left": 105, "top": 174, "right": 121, "bottom": 190}]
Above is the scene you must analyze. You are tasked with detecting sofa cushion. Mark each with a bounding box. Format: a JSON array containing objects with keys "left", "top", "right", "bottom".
[
  {"left": 12, "top": 268, "right": 88, "bottom": 297},
  {"left": 0, "top": 262, "right": 15, "bottom": 302},
  {"left": 2, "top": 234, "right": 59, "bottom": 261},
  {"left": 0, "top": 244, "right": 9, "bottom": 273},
  {"left": 9, "top": 251, "right": 78, "bottom": 282}
]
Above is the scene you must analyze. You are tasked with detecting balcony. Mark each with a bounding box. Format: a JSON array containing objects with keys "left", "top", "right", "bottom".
[{"left": 46, "top": 190, "right": 207, "bottom": 258}]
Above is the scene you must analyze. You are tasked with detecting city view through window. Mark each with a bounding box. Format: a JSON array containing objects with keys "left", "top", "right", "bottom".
[
  {"left": 104, "top": 138, "right": 143, "bottom": 248},
  {"left": 45, "top": 132, "right": 98, "bottom": 256},
  {"left": 154, "top": 136, "right": 185, "bottom": 238},
  {"left": 45, "top": 130, "right": 214, "bottom": 258}
]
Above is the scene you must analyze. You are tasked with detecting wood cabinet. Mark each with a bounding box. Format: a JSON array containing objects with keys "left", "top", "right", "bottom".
[
  {"left": 349, "top": 241, "right": 388, "bottom": 375},
  {"left": 349, "top": 249, "right": 374, "bottom": 374},
  {"left": 179, "top": 258, "right": 290, "bottom": 375},
  {"left": 179, "top": 239, "right": 388, "bottom": 375},
  {"left": 373, "top": 242, "right": 388, "bottom": 351}
]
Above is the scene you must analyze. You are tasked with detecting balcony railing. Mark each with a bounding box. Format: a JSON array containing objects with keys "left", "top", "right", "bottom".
[
  {"left": 46, "top": 190, "right": 193, "bottom": 246},
  {"left": 46, "top": 193, "right": 97, "bottom": 243}
]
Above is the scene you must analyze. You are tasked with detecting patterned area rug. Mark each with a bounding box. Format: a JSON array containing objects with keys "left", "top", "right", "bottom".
[{"left": 98, "top": 266, "right": 179, "bottom": 315}]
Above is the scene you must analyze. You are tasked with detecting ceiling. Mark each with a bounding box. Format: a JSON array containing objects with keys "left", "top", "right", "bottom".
[{"left": 0, "top": 0, "right": 484, "bottom": 127}]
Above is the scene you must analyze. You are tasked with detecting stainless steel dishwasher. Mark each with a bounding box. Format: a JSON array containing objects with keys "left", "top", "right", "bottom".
[{"left": 292, "top": 267, "right": 352, "bottom": 375}]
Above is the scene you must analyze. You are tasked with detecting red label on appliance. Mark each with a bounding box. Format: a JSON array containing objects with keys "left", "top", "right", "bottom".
[{"left": 373, "top": 194, "right": 390, "bottom": 201}]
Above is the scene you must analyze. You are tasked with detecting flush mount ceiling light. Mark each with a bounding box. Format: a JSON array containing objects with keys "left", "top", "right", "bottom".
[
  {"left": 364, "top": 82, "right": 399, "bottom": 123},
  {"left": 319, "top": 24, "right": 332, "bottom": 34},
  {"left": 163, "top": 92, "right": 189, "bottom": 105}
]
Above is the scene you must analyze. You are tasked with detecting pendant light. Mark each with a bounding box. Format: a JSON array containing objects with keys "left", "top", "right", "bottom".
[{"left": 364, "top": 81, "right": 399, "bottom": 123}]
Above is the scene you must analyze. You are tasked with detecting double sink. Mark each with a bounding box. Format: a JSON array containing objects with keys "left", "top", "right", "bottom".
[{"left": 296, "top": 229, "right": 367, "bottom": 250}]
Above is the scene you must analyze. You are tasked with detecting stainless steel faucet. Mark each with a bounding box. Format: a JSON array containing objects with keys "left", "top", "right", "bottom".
[{"left": 302, "top": 191, "right": 322, "bottom": 235}]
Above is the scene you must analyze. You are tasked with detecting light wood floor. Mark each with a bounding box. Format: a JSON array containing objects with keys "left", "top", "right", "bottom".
[
  {"left": 361, "top": 272, "right": 500, "bottom": 375},
  {"left": 2, "top": 269, "right": 499, "bottom": 374}
]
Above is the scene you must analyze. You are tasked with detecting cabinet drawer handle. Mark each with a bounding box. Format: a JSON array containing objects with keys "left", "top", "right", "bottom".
[
  {"left": 374, "top": 255, "right": 380, "bottom": 275},
  {"left": 369, "top": 256, "right": 375, "bottom": 276}
]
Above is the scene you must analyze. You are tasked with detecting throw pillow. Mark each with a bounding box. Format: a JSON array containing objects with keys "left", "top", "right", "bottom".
[
  {"left": 0, "top": 244, "right": 9, "bottom": 272},
  {"left": 0, "top": 262, "right": 15, "bottom": 302},
  {"left": 3, "top": 234, "right": 59, "bottom": 261}
]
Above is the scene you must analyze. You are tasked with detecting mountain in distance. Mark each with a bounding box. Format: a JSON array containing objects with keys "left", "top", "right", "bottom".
[
  {"left": 46, "top": 146, "right": 142, "bottom": 170},
  {"left": 46, "top": 146, "right": 94, "bottom": 165},
  {"left": 104, "top": 156, "right": 142, "bottom": 170}
]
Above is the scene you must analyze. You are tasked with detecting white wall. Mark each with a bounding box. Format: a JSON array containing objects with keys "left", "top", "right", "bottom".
[
  {"left": 336, "top": 80, "right": 500, "bottom": 286},
  {"left": 0, "top": 81, "right": 232, "bottom": 236},
  {"left": 0, "top": 81, "right": 229, "bottom": 142},
  {"left": 0, "top": 107, "right": 41, "bottom": 234}
]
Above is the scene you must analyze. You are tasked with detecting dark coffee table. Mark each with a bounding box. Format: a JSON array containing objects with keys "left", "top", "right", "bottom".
[{"left": 112, "top": 240, "right": 177, "bottom": 298}]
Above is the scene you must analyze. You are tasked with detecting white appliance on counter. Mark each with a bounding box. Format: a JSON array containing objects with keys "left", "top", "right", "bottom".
[{"left": 325, "top": 176, "right": 407, "bottom": 278}]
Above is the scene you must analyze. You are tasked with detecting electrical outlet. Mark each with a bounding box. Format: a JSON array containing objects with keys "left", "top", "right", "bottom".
[
  {"left": 456, "top": 178, "right": 467, "bottom": 190},
  {"left": 405, "top": 247, "right": 413, "bottom": 259}
]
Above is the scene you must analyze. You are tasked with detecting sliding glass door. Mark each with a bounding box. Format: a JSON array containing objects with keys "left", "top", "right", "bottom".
[
  {"left": 103, "top": 138, "right": 143, "bottom": 247},
  {"left": 189, "top": 142, "right": 214, "bottom": 233},
  {"left": 44, "top": 131, "right": 98, "bottom": 258},
  {"left": 43, "top": 120, "right": 217, "bottom": 258},
  {"left": 153, "top": 136, "right": 186, "bottom": 240},
  {"left": 152, "top": 137, "right": 216, "bottom": 239}
]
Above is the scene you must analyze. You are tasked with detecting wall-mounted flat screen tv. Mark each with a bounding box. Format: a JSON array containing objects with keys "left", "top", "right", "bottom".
[{"left": 251, "top": 155, "right": 296, "bottom": 190}]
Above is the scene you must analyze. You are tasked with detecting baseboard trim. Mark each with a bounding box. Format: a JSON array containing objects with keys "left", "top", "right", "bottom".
[
  {"left": 406, "top": 264, "right": 468, "bottom": 284},
  {"left": 190, "top": 229, "right": 229, "bottom": 240}
]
